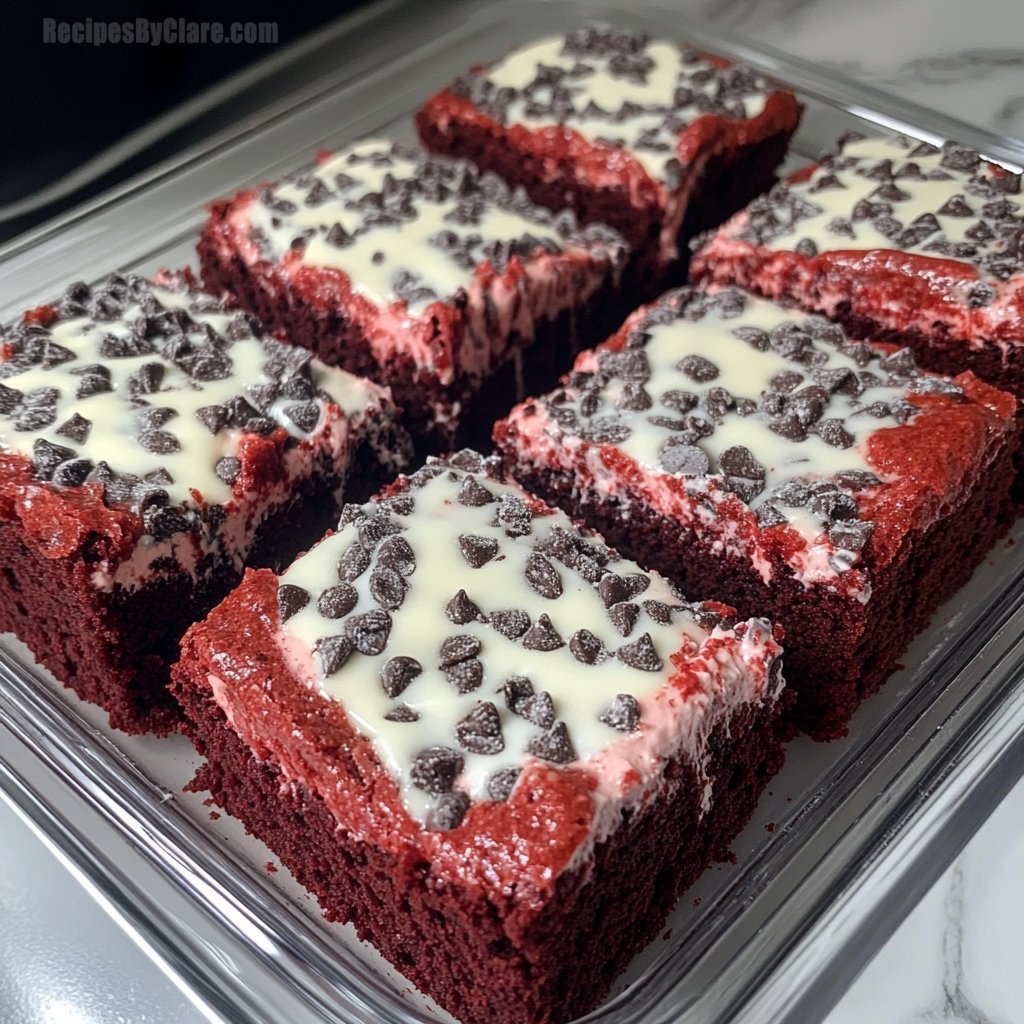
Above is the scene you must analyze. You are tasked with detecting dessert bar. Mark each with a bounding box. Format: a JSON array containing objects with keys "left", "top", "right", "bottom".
[
  {"left": 172, "top": 451, "right": 785, "bottom": 1024},
  {"left": 199, "top": 138, "right": 627, "bottom": 454},
  {"left": 691, "top": 132, "right": 1024, "bottom": 397},
  {"left": 495, "top": 287, "right": 1019, "bottom": 738},
  {"left": 0, "top": 270, "right": 409, "bottom": 733},
  {"left": 417, "top": 26, "right": 802, "bottom": 295}
]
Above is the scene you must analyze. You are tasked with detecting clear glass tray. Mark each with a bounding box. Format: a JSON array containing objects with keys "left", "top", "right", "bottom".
[{"left": 2, "top": 3, "right": 1024, "bottom": 1023}]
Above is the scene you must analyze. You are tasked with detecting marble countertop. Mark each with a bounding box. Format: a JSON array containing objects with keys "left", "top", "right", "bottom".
[{"left": 1, "top": 0, "right": 1023, "bottom": 1021}]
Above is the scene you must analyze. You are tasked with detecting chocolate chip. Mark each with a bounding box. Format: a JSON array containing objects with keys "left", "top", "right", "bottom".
[
  {"left": 598, "top": 573, "right": 629, "bottom": 607},
  {"left": 581, "top": 416, "right": 631, "bottom": 444},
  {"left": 830, "top": 519, "right": 874, "bottom": 551},
  {"left": 357, "top": 513, "right": 401, "bottom": 549},
  {"left": 318, "top": 583, "right": 358, "bottom": 619},
  {"left": 617, "top": 382, "right": 652, "bottom": 411},
  {"left": 527, "top": 722, "right": 577, "bottom": 764},
  {"left": 380, "top": 656, "right": 422, "bottom": 698},
  {"left": 795, "top": 238, "right": 818, "bottom": 258},
  {"left": 446, "top": 589, "right": 481, "bottom": 625},
  {"left": 377, "top": 535, "right": 416, "bottom": 577},
  {"left": 51, "top": 413, "right": 91, "bottom": 445},
  {"left": 493, "top": 495, "right": 533, "bottom": 537},
  {"left": 411, "top": 747, "right": 464, "bottom": 794},
  {"left": 196, "top": 405, "right": 228, "bottom": 434},
  {"left": 316, "top": 634, "right": 354, "bottom": 675},
  {"left": 774, "top": 480, "right": 811, "bottom": 506},
  {"left": 814, "top": 419, "right": 856, "bottom": 449},
  {"left": 277, "top": 583, "right": 310, "bottom": 621},
  {"left": 337, "top": 542, "right": 371, "bottom": 582},
  {"left": 344, "top": 609, "right": 391, "bottom": 655},
  {"left": 439, "top": 634, "right": 482, "bottom": 667},
  {"left": 599, "top": 348, "right": 650, "bottom": 383},
  {"left": 640, "top": 600, "right": 674, "bottom": 625},
  {"left": 139, "top": 430, "right": 181, "bottom": 454},
  {"left": 677, "top": 354, "right": 719, "bottom": 382},
  {"left": 661, "top": 439, "right": 710, "bottom": 475},
  {"left": 458, "top": 533, "right": 498, "bottom": 568},
  {"left": 456, "top": 702, "right": 504, "bottom": 755},
  {"left": 718, "top": 446, "right": 766, "bottom": 483},
  {"left": 812, "top": 368, "right": 854, "bottom": 393},
  {"left": 522, "top": 613, "right": 564, "bottom": 651},
  {"left": 370, "top": 566, "right": 406, "bottom": 610},
  {"left": 379, "top": 494, "right": 415, "bottom": 518},
  {"left": 600, "top": 694, "right": 641, "bottom": 732},
  {"left": 384, "top": 704, "right": 419, "bottom": 723},
  {"left": 834, "top": 470, "right": 881, "bottom": 491},
  {"left": 768, "top": 414, "right": 807, "bottom": 442},
  {"left": 827, "top": 217, "right": 856, "bottom": 238},
  {"left": 458, "top": 475, "right": 496, "bottom": 507},
  {"left": 608, "top": 602, "right": 639, "bottom": 637},
  {"left": 756, "top": 503, "right": 789, "bottom": 528},
  {"left": 941, "top": 143, "right": 980, "bottom": 172},
  {"left": 524, "top": 552, "right": 562, "bottom": 599},
  {"left": 127, "top": 362, "right": 165, "bottom": 397},
  {"left": 427, "top": 791, "right": 469, "bottom": 831},
  {"left": 938, "top": 194, "right": 974, "bottom": 217},
  {"left": 616, "top": 632, "right": 662, "bottom": 671},
  {"left": 503, "top": 676, "right": 534, "bottom": 716},
  {"left": 520, "top": 691, "right": 555, "bottom": 729},
  {"left": 810, "top": 490, "right": 858, "bottom": 522},
  {"left": 283, "top": 401, "right": 320, "bottom": 433},
  {"left": 445, "top": 659, "right": 484, "bottom": 693},
  {"left": 213, "top": 456, "right": 241, "bottom": 484},
  {"left": 487, "top": 767, "right": 520, "bottom": 802},
  {"left": 661, "top": 389, "right": 698, "bottom": 412},
  {"left": 569, "top": 628, "right": 607, "bottom": 665},
  {"left": 732, "top": 325, "right": 770, "bottom": 351}
]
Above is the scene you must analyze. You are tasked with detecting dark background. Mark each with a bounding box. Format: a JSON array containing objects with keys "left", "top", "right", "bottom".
[{"left": 0, "top": 1, "right": 371, "bottom": 243}]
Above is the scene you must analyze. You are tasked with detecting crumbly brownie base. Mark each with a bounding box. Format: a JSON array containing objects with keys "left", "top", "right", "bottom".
[
  {"left": 173, "top": 673, "right": 784, "bottom": 1024},
  {"left": 0, "top": 436, "right": 396, "bottom": 735},
  {"left": 199, "top": 235, "right": 623, "bottom": 457},
  {"left": 500, "top": 434, "right": 1019, "bottom": 740}
]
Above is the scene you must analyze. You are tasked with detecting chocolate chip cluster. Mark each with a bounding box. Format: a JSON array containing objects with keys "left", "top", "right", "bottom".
[
  {"left": 256, "top": 142, "right": 625, "bottom": 281},
  {"left": 740, "top": 132, "right": 1023, "bottom": 286},
  {"left": 276, "top": 451, "right": 721, "bottom": 831},
  {"left": 0, "top": 274, "right": 336, "bottom": 540}
]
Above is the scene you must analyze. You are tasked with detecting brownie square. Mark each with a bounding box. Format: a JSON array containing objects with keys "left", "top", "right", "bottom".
[
  {"left": 171, "top": 450, "right": 786, "bottom": 1024},
  {"left": 495, "top": 286, "right": 1019, "bottom": 739},
  {"left": 198, "top": 139, "right": 627, "bottom": 455},
  {"left": 691, "top": 132, "right": 1024, "bottom": 398},
  {"left": 0, "top": 270, "right": 410, "bottom": 733},
  {"left": 416, "top": 27, "right": 802, "bottom": 298}
]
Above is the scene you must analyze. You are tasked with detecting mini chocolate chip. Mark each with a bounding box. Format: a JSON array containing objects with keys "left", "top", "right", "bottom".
[
  {"left": 642, "top": 600, "right": 676, "bottom": 624},
  {"left": 214, "top": 457, "right": 241, "bottom": 485},
  {"left": 318, "top": 583, "right": 358, "bottom": 619},
  {"left": 380, "top": 656, "right": 422, "bottom": 698},
  {"left": 338, "top": 542, "right": 371, "bottom": 582},
  {"left": 525, "top": 552, "right": 562, "bottom": 599},
  {"left": 284, "top": 402, "right": 320, "bottom": 433},
  {"left": 411, "top": 747, "right": 464, "bottom": 795},
  {"left": 376, "top": 535, "right": 416, "bottom": 577},
  {"left": 427, "top": 791, "right": 469, "bottom": 832},
  {"left": 677, "top": 354, "right": 719, "bottom": 382},
  {"left": 316, "top": 634, "right": 354, "bottom": 675},
  {"left": 769, "top": 414, "right": 808, "bottom": 442},
  {"left": 449, "top": 449, "right": 488, "bottom": 473},
  {"left": 661, "top": 439, "right": 710, "bottom": 475},
  {"left": 277, "top": 583, "right": 310, "bottom": 621},
  {"left": 196, "top": 405, "right": 228, "bottom": 434},
  {"left": 812, "top": 368, "right": 853, "bottom": 393},
  {"left": 50, "top": 458, "right": 92, "bottom": 487},
  {"left": 357, "top": 513, "right": 401, "bottom": 549},
  {"left": 493, "top": 494, "right": 534, "bottom": 537},
  {"left": 661, "top": 389, "right": 698, "bottom": 412},
  {"left": 445, "top": 659, "right": 484, "bottom": 693},
  {"left": 487, "top": 767, "right": 520, "bottom": 802},
  {"left": 810, "top": 490, "right": 858, "bottom": 521},
  {"left": 458, "top": 533, "right": 498, "bottom": 568},
  {"left": 489, "top": 609, "right": 531, "bottom": 639},
  {"left": 55, "top": 413, "right": 91, "bottom": 444},
  {"left": 139, "top": 431, "right": 181, "bottom": 454},
  {"left": 385, "top": 704, "right": 420, "bottom": 722},
  {"left": 732, "top": 325, "right": 771, "bottom": 351},
  {"left": 446, "top": 589, "right": 481, "bottom": 624},
  {"left": 718, "top": 446, "right": 766, "bottom": 483},
  {"left": 521, "top": 691, "right": 555, "bottom": 728},
  {"left": 456, "top": 702, "right": 505, "bottom": 755},
  {"left": 370, "top": 566, "right": 406, "bottom": 610},
  {"left": 522, "top": 613, "right": 564, "bottom": 651},
  {"left": 770, "top": 371, "right": 804, "bottom": 393},
  {"left": 503, "top": 676, "right": 535, "bottom": 715},
  {"left": 617, "top": 382, "right": 652, "bottom": 411},
  {"left": 598, "top": 573, "right": 629, "bottom": 608},
  {"left": 616, "top": 632, "right": 662, "bottom": 672},
  {"left": 809, "top": 173, "right": 846, "bottom": 193},
  {"left": 440, "top": 634, "right": 482, "bottom": 667},
  {"left": 600, "top": 694, "right": 641, "bottom": 732},
  {"left": 814, "top": 419, "right": 856, "bottom": 449},
  {"left": 344, "top": 609, "right": 392, "bottom": 655},
  {"left": 938, "top": 194, "right": 974, "bottom": 217},
  {"left": 527, "top": 722, "right": 577, "bottom": 764},
  {"left": 830, "top": 519, "right": 874, "bottom": 551},
  {"left": 608, "top": 601, "right": 639, "bottom": 637},
  {"left": 127, "top": 362, "right": 165, "bottom": 396},
  {"left": 834, "top": 470, "right": 881, "bottom": 491},
  {"left": 569, "top": 628, "right": 607, "bottom": 664},
  {"left": 795, "top": 238, "right": 818, "bottom": 258},
  {"left": 757, "top": 503, "right": 789, "bottom": 528},
  {"left": 458, "top": 476, "right": 497, "bottom": 507}
]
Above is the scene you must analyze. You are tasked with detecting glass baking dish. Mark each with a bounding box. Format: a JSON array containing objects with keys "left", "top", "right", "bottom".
[{"left": 2, "top": 2, "right": 1024, "bottom": 1023}]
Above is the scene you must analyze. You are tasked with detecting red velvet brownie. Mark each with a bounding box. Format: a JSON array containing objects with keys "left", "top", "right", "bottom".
[
  {"left": 495, "top": 287, "right": 1019, "bottom": 739},
  {"left": 691, "top": 132, "right": 1024, "bottom": 398},
  {"left": 0, "top": 270, "right": 410, "bottom": 734},
  {"left": 416, "top": 27, "right": 802, "bottom": 296},
  {"left": 171, "top": 450, "right": 786, "bottom": 1024},
  {"left": 199, "top": 139, "right": 627, "bottom": 454}
]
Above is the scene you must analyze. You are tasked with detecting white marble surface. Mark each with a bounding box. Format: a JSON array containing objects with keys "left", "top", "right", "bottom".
[{"left": 1, "top": 1, "right": 1023, "bottom": 1022}]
